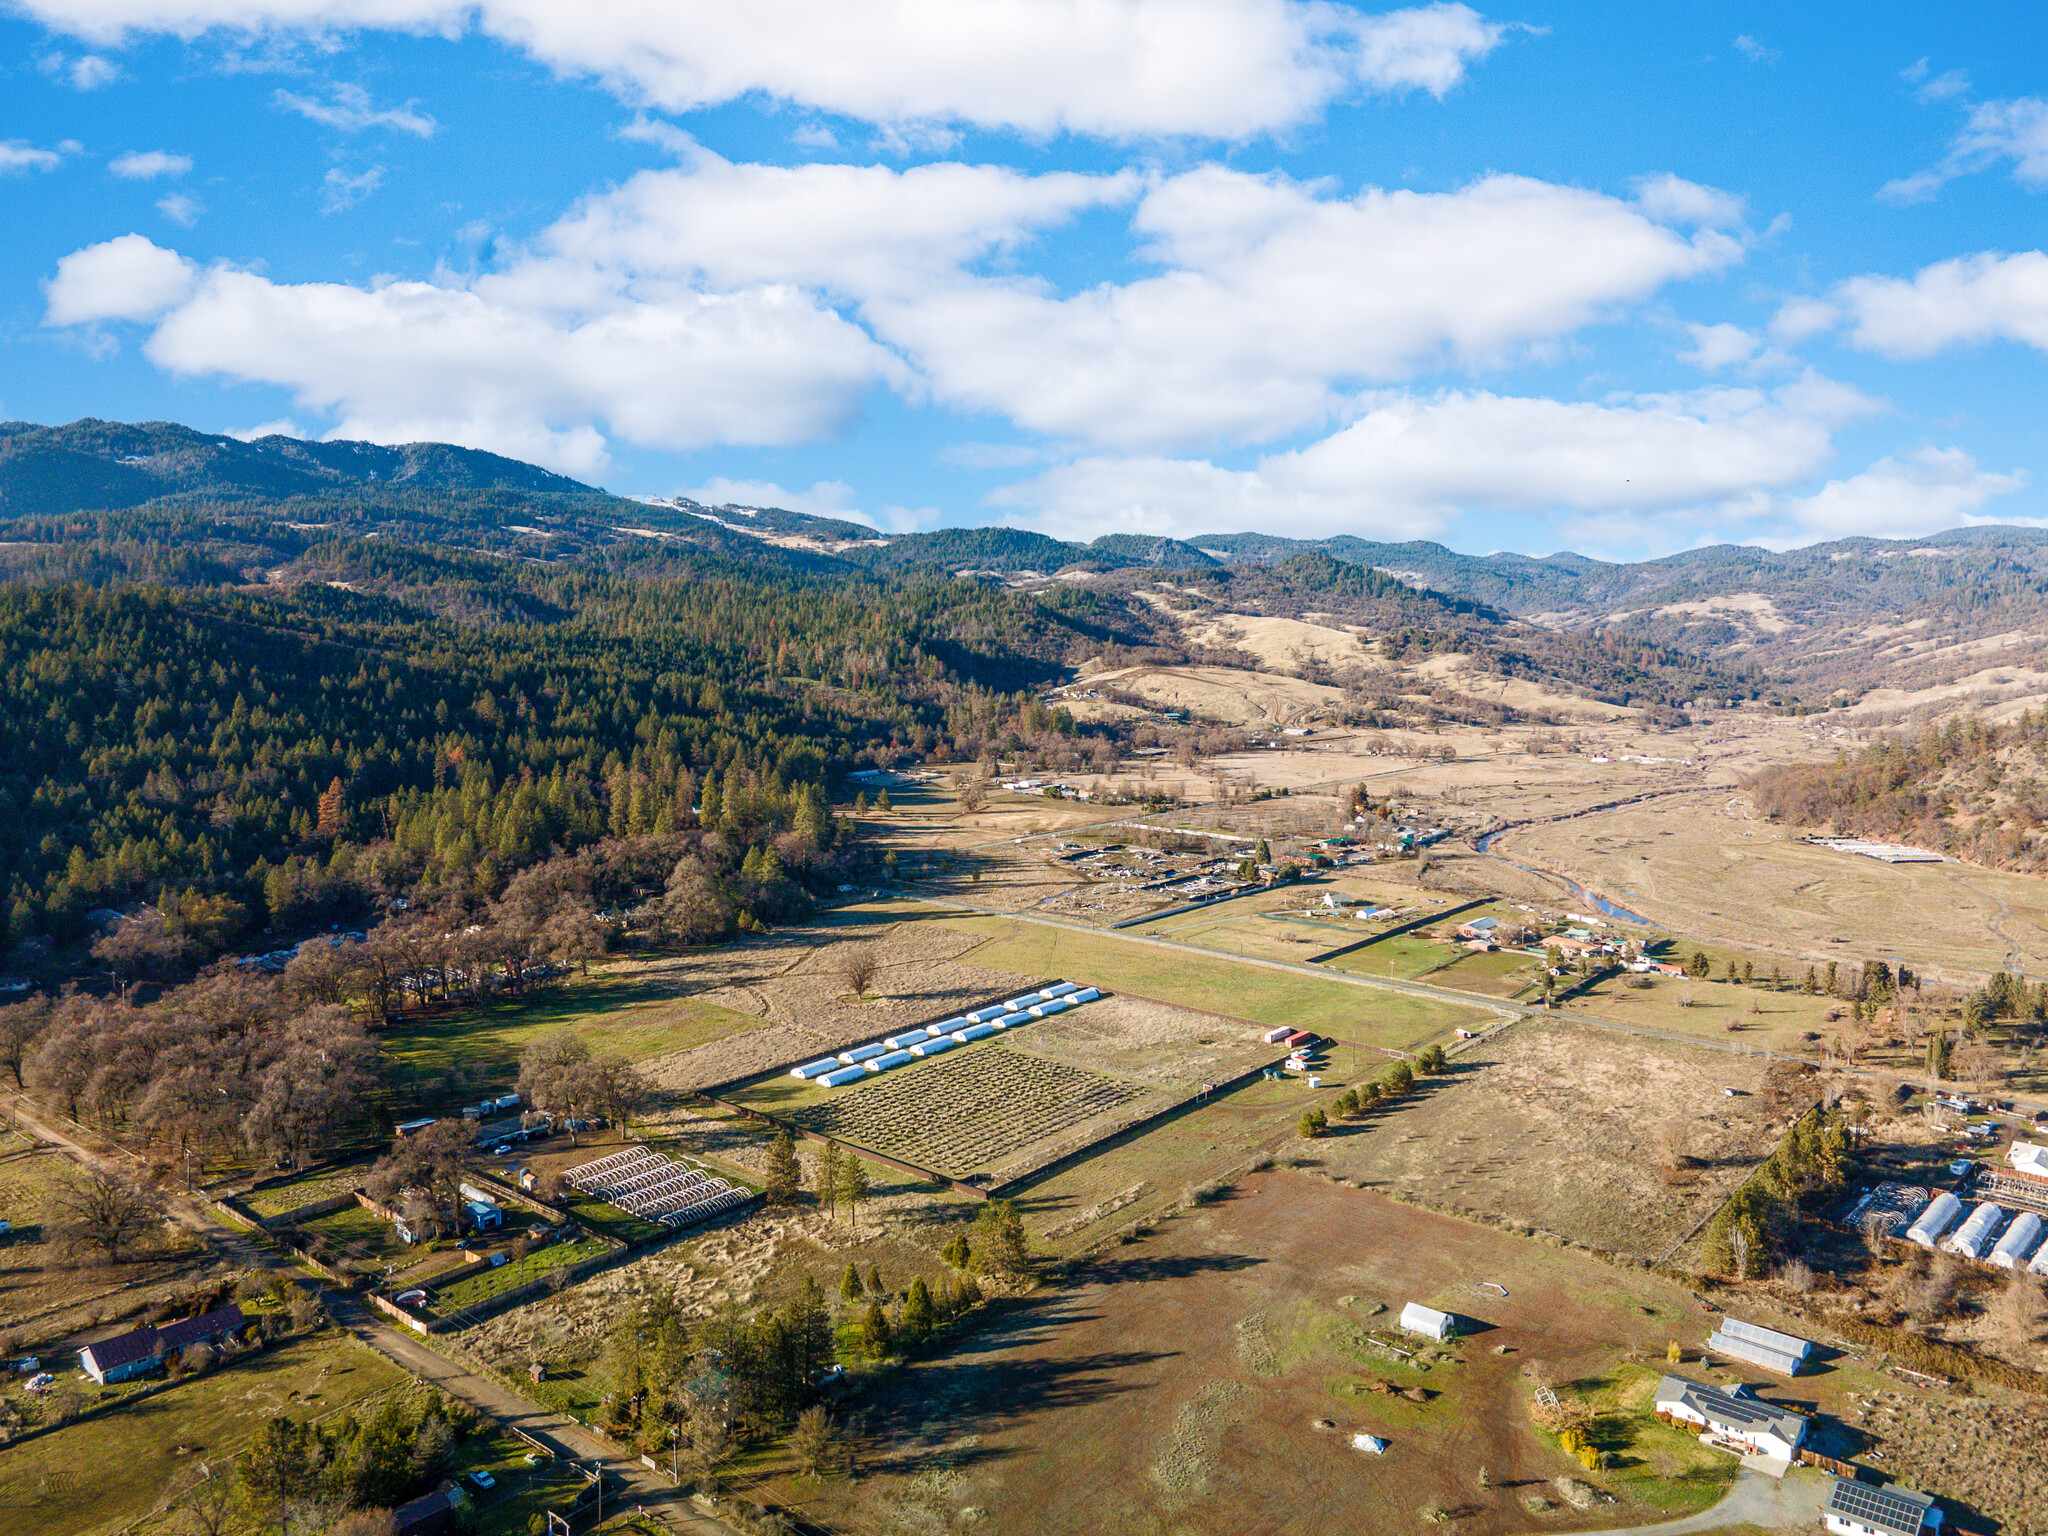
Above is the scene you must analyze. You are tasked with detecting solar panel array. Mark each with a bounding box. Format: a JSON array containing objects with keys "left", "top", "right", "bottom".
[
  {"left": 1825, "top": 1478, "right": 1932, "bottom": 1536},
  {"left": 565, "top": 1149, "right": 750, "bottom": 1229}
]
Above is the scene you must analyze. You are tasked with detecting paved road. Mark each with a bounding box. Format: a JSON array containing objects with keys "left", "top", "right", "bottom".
[{"left": 1569, "top": 1464, "right": 1831, "bottom": 1534}]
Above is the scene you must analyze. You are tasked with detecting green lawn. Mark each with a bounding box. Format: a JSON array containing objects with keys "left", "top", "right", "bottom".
[
  {"left": 1553, "top": 1362, "right": 1741, "bottom": 1515},
  {"left": 1320, "top": 932, "right": 1466, "bottom": 979},
  {"left": 938, "top": 914, "right": 1485, "bottom": 1050},
  {"left": 562, "top": 1191, "right": 668, "bottom": 1245},
  {"left": 241, "top": 1166, "right": 369, "bottom": 1218},
  {"left": 378, "top": 969, "right": 764, "bottom": 1103},
  {"left": 432, "top": 1237, "right": 611, "bottom": 1315},
  {"left": 0, "top": 1333, "right": 412, "bottom": 1536}
]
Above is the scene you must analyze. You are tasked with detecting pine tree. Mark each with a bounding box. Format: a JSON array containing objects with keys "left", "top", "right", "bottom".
[
  {"left": 941, "top": 1233, "right": 971, "bottom": 1270},
  {"left": 867, "top": 1264, "right": 884, "bottom": 1297},
  {"left": 973, "top": 1199, "right": 1030, "bottom": 1282},
  {"left": 840, "top": 1263, "right": 864, "bottom": 1302},
  {"left": 764, "top": 1129, "right": 802, "bottom": 1206},
  {"left": 903, "top": 1278, "right": 935, "bottom": 1344},
  {"left": 819, "top": 1140, "right": 842, "bottom": 1217},
  {"left": 836, "top": 1154, "right": 870, "bottom": 1226},
  {"left": 860, "top": 1300, "right": 892, "bottom": 1358},
  {"left": 316, "top": 776, "right": 346, "bottom": 837}
]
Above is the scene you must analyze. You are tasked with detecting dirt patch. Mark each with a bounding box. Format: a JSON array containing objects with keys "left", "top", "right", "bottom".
[{"left": 1311, "top": 1019, "right": 1781, "bottom": 1260}]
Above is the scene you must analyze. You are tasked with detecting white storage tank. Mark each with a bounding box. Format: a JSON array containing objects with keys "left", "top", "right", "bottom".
[
  {"left": 1942, "top": 1200, "right": 2004, "bottom": 1259},
  {"left": 1906, "top": 1191, "right": 1964, "bottom": 1249},
  {"left": 952, "top": 1022, "right": 1000, "bottom": 1044},
  {"left": 868, "top": 1049, "right": 916, "bottom": 1072},
  {"left": 792, "top": 1057, "right": 841, "bottom": 1080},
  {"left": 1989, "top": 1210, "right": 2043, "bottom": 1269},
  {"left": 839, "top": 1041, "right": 888, "bottom": 1065},
  {"left": 910, "top": 1036, "right": 957, "bottom": 1057},
  {"left": 819, "top": 1064, "right": 869, "bottom": 1087}
]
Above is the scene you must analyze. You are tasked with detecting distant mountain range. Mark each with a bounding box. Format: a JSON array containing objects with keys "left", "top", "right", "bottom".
[{"left": 10, "top": 417, "right": 2048, "bottom": 702}]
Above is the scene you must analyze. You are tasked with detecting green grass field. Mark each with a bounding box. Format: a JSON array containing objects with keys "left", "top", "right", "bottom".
[
  {"left": 938, "top": 914, "right": 1485, "bottom": 1050},
  {"left": 432, "top": 1237, "right": 610, "bottom": 1315},
  {"left": 0, "top": 1333, "right": 412, "bottom": 1536},
  {"left": 1318, "top": 932, "right": 1465, "bottom": 979},
  {"left": 1552, "top": 1362, "right": 1741, "bottom": 1515},
  {"left": 378, "top": 970, "right": 764, "bottom": 1103}
]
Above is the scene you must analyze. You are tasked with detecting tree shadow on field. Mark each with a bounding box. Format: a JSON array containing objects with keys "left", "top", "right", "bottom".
[{"left": 1080, "top": 1250, "right": 1267, "bottom": 1286}]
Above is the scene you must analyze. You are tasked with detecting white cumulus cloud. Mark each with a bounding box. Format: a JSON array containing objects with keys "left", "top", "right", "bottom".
[
  {"left": 15, "top": 0, "right": 1509, "bottom": 139},
  {"left": 989, "top": 376, "right": 1878, "bottom": 542},
  {"left": 1882, "top": 95, "right": 2048, "bottom": 202},
  {"left": 0, "top": 140, "right": 66, "bottom": 174},
  {"left": 1828, "top": 250, "right": 2048, "bottom": 358},
  {"left": 274, "top": 82, "right": 437, "bottom": 136},
  {"left": 43, "top": 233, "right": 198, "bottom": 324},
  {"left": 1778, "top": 447, "right": 2026, "bottom": 541},
  {"left": 110, "top": 149, "right": 192, "bottom": 179}
]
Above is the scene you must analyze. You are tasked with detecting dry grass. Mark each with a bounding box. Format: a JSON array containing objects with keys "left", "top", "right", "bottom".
[{"left": 1307, "top": 1019, "right": 1783, "bottom": 1260}]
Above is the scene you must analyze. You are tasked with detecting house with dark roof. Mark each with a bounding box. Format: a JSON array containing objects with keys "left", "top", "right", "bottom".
[
  {"left": 1652, "top": 1374, "right": 1807, "bottom": 1462},
  {"left": 393, "top": 1480, "right": 467, "bottom": 1536},
  {"left": 79, "top": 1304, "right": 246, "bottom": 1385},
  {"left": 1823, "top": 1477, "right": 1942, "bottom": 1536}
]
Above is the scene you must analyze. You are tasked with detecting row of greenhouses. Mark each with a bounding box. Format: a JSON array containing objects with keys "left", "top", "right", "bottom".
[{"left": 791, "top": 982, "right": 1104, "bottom": 1089}]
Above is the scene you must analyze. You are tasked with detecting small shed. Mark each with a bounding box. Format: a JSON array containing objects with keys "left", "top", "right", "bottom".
[{"left": 1398, "top": 1302, "right": 1455, "bottom": 1341}]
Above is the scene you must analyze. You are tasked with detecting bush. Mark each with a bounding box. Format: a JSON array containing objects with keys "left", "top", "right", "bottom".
[{"left": 1297, "top": 1109, "right": 1327, "bottom": 1139}]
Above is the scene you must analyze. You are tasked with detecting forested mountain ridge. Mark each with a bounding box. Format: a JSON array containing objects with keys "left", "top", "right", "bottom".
[{"left": 1751, "top": 711, "right": 2048, "bottom": 872}]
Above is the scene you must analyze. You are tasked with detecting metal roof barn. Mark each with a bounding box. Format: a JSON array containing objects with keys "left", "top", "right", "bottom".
[
  {"left": 1942, "top": 1200, "right": 2005, "bottom": 1259},
  {"left": 792, "top": 1058, "right": 841, "bottom": 1079},
  {"left": 910, "top": 1037, "right": 957, "bottom": 1057},
  {"left": 819, "top": 1065, "right": 869, "bottom": 1087},
  {"left": 1989, "top": 1210, "right": 2043, "bottom": 1269},
  {"left": 1399, "top": 1302, "right": 1454, "bottom": 1340},
  {"left": 869, "top": 1050, "right": 916, "bottom": 1072},
  {"left": 1906, "top": 1191, "right": 1963, "bottom": 1248},
  {"left": 839, "top": 1042, "right": 888, "bottom": 1065}
]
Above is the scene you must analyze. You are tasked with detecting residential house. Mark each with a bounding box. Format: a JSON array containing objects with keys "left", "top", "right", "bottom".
[
  {"left": 1652, "top": 1375, "right": 1807, "bottom": 1461},
  {"left": 1822, "top": 1477, "right": 1942, "bottom": 1536},
  {"left": 80, "top": 1304, "right": 246, "bottom": 1385}
]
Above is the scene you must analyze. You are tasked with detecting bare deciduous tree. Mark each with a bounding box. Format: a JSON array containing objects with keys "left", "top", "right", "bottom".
[
  {"left": 48, "top": 1163, "right": 167, "bottom": 1264},
  {"left": 838, "top": 945, "right": 879, "bottom": 999}
]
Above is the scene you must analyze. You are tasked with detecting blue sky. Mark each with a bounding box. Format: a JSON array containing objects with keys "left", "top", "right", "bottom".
[{"left": 5, "top": 2, "right": 2048, "bottom": 558}]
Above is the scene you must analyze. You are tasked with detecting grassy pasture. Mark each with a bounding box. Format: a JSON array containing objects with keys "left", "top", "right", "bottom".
[
  {"left": 0, "top": 1334, "right": 411, "bottom": 1536},
  {"left": 377, "top": 970, "right": 763, "bottom": 1103},
  {"left": 937, "top": 913, "right": 1486, "bottom": 1050}
]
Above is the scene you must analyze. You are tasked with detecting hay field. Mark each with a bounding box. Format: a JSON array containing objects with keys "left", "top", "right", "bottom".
[
  {"left": 1073, "top": 663, "right": 1346, "bottom": 727},
  {"left": 1310, "top": 1019, "right": 1783, "bottom": 1260},
  {"left": 939, "top": 914, "right": 1489, "bottom": 1050},
  {"left": 1505, "top": 791, "right": 2048, "bottom": 980}
]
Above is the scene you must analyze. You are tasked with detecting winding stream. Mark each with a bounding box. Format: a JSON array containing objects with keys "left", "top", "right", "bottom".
[{"left": 1473, "top": 827, "right": 1653, "bottom": 927}]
